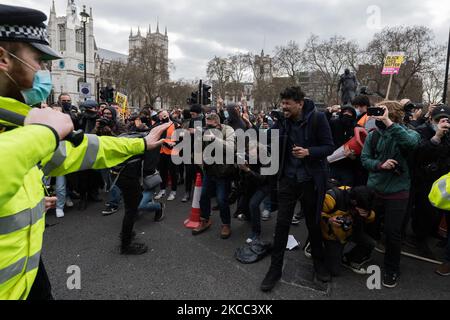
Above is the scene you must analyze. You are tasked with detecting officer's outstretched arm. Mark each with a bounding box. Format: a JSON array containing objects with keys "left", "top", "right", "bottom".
[
  {"left": 41, "top": 134, "right": 146, "bottom": 177},
  {"left": 0, "top": 126, "right": 57, "bottom": 206}
]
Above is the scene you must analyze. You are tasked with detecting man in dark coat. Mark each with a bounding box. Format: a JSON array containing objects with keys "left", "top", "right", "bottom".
[{"left": 261, "top": 87, "right": 335, "bottom": 292}]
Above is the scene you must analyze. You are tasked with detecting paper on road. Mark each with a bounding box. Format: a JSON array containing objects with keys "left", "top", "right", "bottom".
[{"left": 287, "top": 235, "right": 300, "bottom": 250}]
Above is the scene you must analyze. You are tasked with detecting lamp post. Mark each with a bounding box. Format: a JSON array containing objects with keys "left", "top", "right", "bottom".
[
  {"left": 80, "top": 5, "right": 90, "bottom": 84},
  {"left": 443, "top": 27, "right": 450, "bottom": 104}
]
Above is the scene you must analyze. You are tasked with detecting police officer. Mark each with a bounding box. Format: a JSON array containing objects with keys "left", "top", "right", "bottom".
[{"left": 0, "top": 4, "right": 170, "bottom": 300}]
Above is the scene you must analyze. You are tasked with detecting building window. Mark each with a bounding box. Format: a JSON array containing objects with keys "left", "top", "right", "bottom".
[
  {"left": 58, "top": 24, "right": 66, "bottom": 51},
  {"left": 76, "top": 28, "right": 84, "bottom": 53}
]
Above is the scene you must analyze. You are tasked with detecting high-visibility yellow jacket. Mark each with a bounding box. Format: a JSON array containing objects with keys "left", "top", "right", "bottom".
[
  {"left": 0, "top": 96, "right": 147, "bottom": 300},
  {"left": 429, "top": 172, "right": 450, "bottom": 211}
]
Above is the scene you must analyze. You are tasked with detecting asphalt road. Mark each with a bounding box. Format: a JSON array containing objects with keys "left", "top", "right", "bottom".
[{"left": 42, "top": 192, "right": 450, "bottom": 300}]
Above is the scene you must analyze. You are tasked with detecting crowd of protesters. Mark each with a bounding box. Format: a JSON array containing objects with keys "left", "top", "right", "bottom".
[{"left": 45, "top": 86, "right": 450, "bottom": 290}]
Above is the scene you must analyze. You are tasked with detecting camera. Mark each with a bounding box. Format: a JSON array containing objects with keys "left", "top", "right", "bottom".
[
  {"left": 335, "top": 216, "right": 353, "bottom": 231},
  {"left": 392, "top": 163, "right": 404, "bottom": 176},
  {"left": 97, "top": 117, "right": 112, "bottom": 128},
  {"left": 367, "top": 107, "right": 384, "bottom": 116}
]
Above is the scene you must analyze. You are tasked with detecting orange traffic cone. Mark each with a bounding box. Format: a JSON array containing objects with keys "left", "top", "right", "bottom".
[{"left": 184, "top": 173, "right": 202, "bottom": 229}]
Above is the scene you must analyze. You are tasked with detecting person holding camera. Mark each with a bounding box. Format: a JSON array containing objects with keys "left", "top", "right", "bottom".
[
  {"left": 410, "top": 106, "right": 450, "bottom": 258},
  {"left": 361, "top": 101, "right": 420, "bottom": 288},
  {"left": 192, "top": 113, "right": 236, "bottom": 239},
  {"left": 320, "top": 186, "right": 376, "bottom": 277}
]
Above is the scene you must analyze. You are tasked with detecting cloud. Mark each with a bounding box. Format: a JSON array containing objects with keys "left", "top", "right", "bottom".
[{"left": 2, "top": 0, "right": 449, "bottom": 80}]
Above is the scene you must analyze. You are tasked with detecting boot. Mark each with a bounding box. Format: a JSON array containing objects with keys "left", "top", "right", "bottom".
[
  {"left": 120, "top": 242, "right": 148, "bottom": 255},
  {"left": 314, "top": 259, "right": 331, "bottom": 283},
  {"left": 192, "top": 218, "right": 212, "bottom": 236},
  {"left": 260, "top": 266, "right": 282, "bottom": 292},
  {"left": 220, "top": 225, "right": 231, "bottom": 239}
]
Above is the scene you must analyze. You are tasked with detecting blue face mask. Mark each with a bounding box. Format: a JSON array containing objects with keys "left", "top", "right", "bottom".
[
  {"left": 4, "top": 51, "right": 53, "bottom": 106},
  {"left": 20, "top": 70, "right": 53, "bottom": 106}
]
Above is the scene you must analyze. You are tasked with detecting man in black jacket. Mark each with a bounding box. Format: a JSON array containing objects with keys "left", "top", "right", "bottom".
[
  {"left": 410, "top": 106, "right": 450, "bottom": 256},
  {"left": 261, "top": 87, "right": 335, "bottom": 292}
]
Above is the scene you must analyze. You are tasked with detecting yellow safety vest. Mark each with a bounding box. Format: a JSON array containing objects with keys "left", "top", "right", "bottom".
[
  {"left": 0, "top": 96, "right": 146, "bottom": 300},
  {"left": 429, "top": 172, "right": 450, "bottom": 211}
]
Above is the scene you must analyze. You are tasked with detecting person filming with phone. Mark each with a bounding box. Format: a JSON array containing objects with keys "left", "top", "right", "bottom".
[
  {"left": 361, "top": 101, "right": 420, "bottom": 288},
  {"left": 410, "top": 106, "right": 450, "bottom": 268}
]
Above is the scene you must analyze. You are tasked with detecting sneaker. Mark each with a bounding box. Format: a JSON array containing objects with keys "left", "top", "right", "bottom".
[
  {"left": 120, "top": 242, "right": 148, "bottom": 255},
  {"left": 154, "top": 190, "right": 166, "bottom": 200},
  {"left": 246, "top": 234, "right": 260, "bottom": 244},
  {"left": 304, "top": 242, "right": 312, "bottom": 259},
  {"left": 237, "top": 213, "right": 250, "bottom": 221},
  {"left": 291, "top": 215, "right": 302, "bottom": 225},
  {"left": 102, "top": 206, "right": 118, "bottom": 216},
  {"left": 261, "top": 210, "right": 271, "bottom": 221},
  {"left": 374, "top": 241, "right": 386, "bottom": 254},
  {"left": 181, "top": 193, "right": 191, "bottom": 203},
  {"left": 167, "top": 191, "right": 177, "bottom": 201},
  {"left": 154, "top": 203, "right": 165, "bottom": 222},
  {"left": 342, "top": 256, "right": 371, "bottom": 275},
  {"left": 66, "top": 197, "right": 74, "bottom": 208},
  {"left": 56, "top": 209, "right": 65, "bottom": 218},
  {"left": 260, "top": 268, "right": 282, "bottom": 292},
  {"left": 220, "top": 225, "right": 232, "bottom": 239},
  {"left": 192, "top": 219, "right": 212, "bottom": 236},
  {"left": 382, "top": 272, "right": 399, "bottom": 288},
  {"left": 436, "top": 263, "right": 450, "bottom": 276}
]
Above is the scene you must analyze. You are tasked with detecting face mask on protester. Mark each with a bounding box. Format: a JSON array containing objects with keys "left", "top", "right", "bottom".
[
  {"left": 161, "top": 117, "right": 170, "bottom": 123},
  {"left": 375, "top": 120, "right": 387, "bottom": 130},
  {"left": 3, "top": 51, "right": 52, "bottom": 106},
  {"left": 341, "top": 114, "right": 355, "bottom": 127},
  {"left": 356, "top": 109, "right": 361, "bottom": 117},
  {"left": 62, "top": 102, "right": 72, "bottom": 111}
]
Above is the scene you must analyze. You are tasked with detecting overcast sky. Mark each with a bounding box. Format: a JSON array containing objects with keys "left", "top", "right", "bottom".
[{"left": 4, "top": 0, "right": 450, "bottom": 80}]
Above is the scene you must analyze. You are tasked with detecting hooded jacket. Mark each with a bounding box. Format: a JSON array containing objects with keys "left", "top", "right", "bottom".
[{"left": 272, "top": 98, "right": 335, "bottom": 220}]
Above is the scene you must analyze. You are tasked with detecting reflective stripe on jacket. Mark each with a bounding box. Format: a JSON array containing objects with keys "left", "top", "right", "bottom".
[
  {"left": 429, "top": 173, "right": 450, "bottom": 211},
  {"left": 0, "top": 96, "right": 145, "bottom": 299}
]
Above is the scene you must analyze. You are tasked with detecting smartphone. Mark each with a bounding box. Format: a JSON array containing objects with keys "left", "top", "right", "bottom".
[{"left": 367, "top": 107, "right": 384, "bottom": 116}]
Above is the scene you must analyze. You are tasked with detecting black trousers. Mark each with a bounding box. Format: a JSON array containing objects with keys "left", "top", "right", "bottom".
[
  {"left": 117, "top": 176, "right": 142, "bottom": 246},
  {"left": 27, "top": 258, "right": 53, "bottom": 300},
  {"left": 185, "top": 164, "right": 200, "bottom": 195},
  {"left": 411, "top": 184, "right": 442, "bottom": 240},
  {"left": 373, "top": 196, "right": 409, "bottom": 275},
  {"left": 270, "top": 178, "right": 323, "bottom": 270},
  {"left": 78, "top": 170, "right": 103, "bottom": 198},
  {"left": 158, "top": 154, "right": 178, "bottom": 192}
]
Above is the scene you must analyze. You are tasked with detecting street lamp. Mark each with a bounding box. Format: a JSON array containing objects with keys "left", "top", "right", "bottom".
[{"left": 80, "top": 5, "right": 90, "bottom": 84}]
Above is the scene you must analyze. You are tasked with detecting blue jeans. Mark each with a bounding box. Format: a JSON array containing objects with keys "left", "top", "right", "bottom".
[
  {"left": 108, "top": 185, "right": 122, "bottom": 208},
  {"left": 263, "top": 196, "right": 271, "bottom": 212},
  {"left": 249, "top": 189, "right": 270, "bottom": 236},
  {"left": 102, "top": 169, "right": 121, "bottom": 208},
  {"left": 138, "top": 190, "right": 161, "bottom": 212},
  {"left": 55, "top": 176, "right": 66, "bottom": 210},
  {"left": 200, "top": 175, "right": 231, "bottom": 225}
]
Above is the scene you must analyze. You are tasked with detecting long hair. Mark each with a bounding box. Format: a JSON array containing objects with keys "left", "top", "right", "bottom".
[{"left": 376, "top": 100, "right": 405, "bottom": 124}]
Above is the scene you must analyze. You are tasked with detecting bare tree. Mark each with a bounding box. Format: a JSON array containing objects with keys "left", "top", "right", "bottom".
[
  {"left": 206, "top": 56, "right": 231, "bottom": 99},
  {"left": 305, "top": 34, "right": 356, "bottom": 104},
  {"left": 365, "top": 26, "right": 442, "bottom": 99},
  {"left": 273, "top": 41, "right": 306, "bottom": 84}
]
